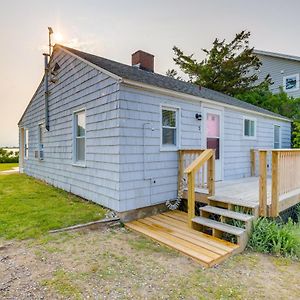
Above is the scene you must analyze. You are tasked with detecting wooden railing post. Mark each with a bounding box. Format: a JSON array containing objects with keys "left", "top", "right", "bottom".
[
  {"left": 250, "top": 149, "right": 256, "bottom": 176},
  {"left": 178, "top": 150, "right": 184, "bottom": 192},
  {"left": 259, "top": 150, "right": 267, "bottom": 216},
  {"left": 187, "top": 171, "right": 195, "bottom": 228},
  {"left": 207, "top": 152, "right": 215, "bottom": 196},
  {"left": 271, "top": 151, "right": 280, "bottom": 217}
]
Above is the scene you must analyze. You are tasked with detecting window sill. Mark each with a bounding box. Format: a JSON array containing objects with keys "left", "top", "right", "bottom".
[
  {"left": 160, "top": 146, "right": 179, "bottom": 152},
  {"left": 243, "top": 136, "right": 257, "bottom": 140},
  {"left": 72, "top": 162, "right": 87, "bottom": 168}
]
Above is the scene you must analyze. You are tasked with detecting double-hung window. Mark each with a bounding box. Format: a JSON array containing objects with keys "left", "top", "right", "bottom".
[
  {"left": 274, "top": 125, "right": 281, "bottom": 149},
  {"left": 24, "top": 129, "right": 29, "bottom": 159},
  {"left": 73, "top": 110, "right": 86, "bottom": 164},
  {"left": 161, "top": 107, "right": 179, "bottom": 149},
  {"left": 243, "top": 117, "right": 256, "bottom": 139},
  {"left": 38, "top": 124, "right": 44, "bottom": 160}
]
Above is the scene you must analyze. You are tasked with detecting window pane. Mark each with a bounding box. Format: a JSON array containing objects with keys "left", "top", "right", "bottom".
[
  {"left": 285, "top": 77, "right": 297, "bottom": 90},
  {"left": 244, "top": 120, "right": 250, "bottom": 136},
  {"left": 207, "top": 113, "right": 220, "bottom": 137},
  {"left": 76, "top": 138, "right": 85, "bottom": 161},
  {"left": 39, "top": 125, "right": 44, "bottom": 144},
  {"left": 162, "top": 110, "right": 176, "bottom": 127},
  {"left": 250, "top": 120, "right": 255, "bottom": 136},
  {"left": 76, "top": 112, "right": 86, "bottom": 137},
  {"left": 244, "top": 119, "right": 255, "bottom": 137},
  {"left": 274, "top": 126, "right": 280, "bottom": 149},
  {"left": 162, "top": 128, "right": 176, "bottom": 145},
  {"left": 207, "top": 138, "right": 220, "bottom": 159}
]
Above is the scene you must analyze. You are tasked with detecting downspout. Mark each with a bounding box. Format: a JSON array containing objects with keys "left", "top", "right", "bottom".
[{"left": 43, "top": 53, "right": 50, "bottom": 131}]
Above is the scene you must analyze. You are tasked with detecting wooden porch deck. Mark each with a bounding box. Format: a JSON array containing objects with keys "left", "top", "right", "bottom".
[
  {"left": 208, "top": 176, "right": 300, "bottom": 214},
  {"left": 125, "top": 210, "right": 239, "bottom": 267}
]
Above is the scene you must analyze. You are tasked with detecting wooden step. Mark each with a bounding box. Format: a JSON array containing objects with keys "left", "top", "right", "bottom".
[
  {"left": 192, "top": 216, "right": 245, "bottom": 236},
  {"left": 208, "top": 195, "right": 259, "bottom": 209},
  {"left": 200, "top": 206, "right": 254, "bottom": 222}
]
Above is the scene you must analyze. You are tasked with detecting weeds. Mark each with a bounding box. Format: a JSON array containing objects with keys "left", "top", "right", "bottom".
[{"left": 248, "top": 217, "right": 300, "bottom": 257}]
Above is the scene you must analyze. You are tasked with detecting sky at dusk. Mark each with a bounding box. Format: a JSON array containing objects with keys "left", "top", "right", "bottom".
[{"left": 1, "top": 0, "right": 300, "bottom": 146}]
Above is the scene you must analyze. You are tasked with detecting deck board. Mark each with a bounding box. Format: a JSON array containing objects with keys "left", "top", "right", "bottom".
[{"left": 125, "top": 210, "right": 239, "bottom": 267}]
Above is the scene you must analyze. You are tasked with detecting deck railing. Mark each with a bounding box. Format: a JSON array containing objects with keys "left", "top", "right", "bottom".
[
  {"left": 181, "top": 149, "right": 215, "bottom": 227},
  {"left": 254, "top": 149, "right": 300, "bottom": 217},
  {"left": 178, "top": 149, "right": 207, "bottom": 192}
]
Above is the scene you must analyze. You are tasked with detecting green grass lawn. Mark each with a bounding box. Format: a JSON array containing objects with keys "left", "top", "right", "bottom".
[
  {"left": 0, "top": 162, "right": 19, "bottom": 171},
  {"left": 0, "top": 174, "right": 107, "bottom": 239}
]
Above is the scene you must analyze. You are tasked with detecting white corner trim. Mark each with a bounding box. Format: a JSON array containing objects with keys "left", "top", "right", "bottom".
[
  {"left": 121, "top": 78, "right": 291, "bottom": 122},
  {"left": 57, "top": 45, "right": 122, "bottom": 81}
]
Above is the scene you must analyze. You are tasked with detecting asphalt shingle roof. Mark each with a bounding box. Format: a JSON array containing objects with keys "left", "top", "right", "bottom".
[{"left": 60, "top": 45, "right": 289, "bottom": 120}]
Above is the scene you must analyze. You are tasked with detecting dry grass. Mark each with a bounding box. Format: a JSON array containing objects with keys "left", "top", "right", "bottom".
[{"left": 1, "top": 228, "right": 300, "bottom": 300}]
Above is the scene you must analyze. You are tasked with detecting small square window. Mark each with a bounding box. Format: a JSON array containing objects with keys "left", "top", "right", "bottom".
[
  {"left": 243, "top": 118, "right": 256, "bottom": 138},
  {"left": 161, "top": 107, "right": 179, "bottom": 148},
  {"left": 283, "top": 74, "right": 299, "bottom": 92}
]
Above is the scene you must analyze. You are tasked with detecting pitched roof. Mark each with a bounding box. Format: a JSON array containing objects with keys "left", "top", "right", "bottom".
[
  {"left": 59, "top": 45, "right": 289, "bottom": 121},
  {"left": 254, "top": 49, "right": 300, "bottom": 63}
]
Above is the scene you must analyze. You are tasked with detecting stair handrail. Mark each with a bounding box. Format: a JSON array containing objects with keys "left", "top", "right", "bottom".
[{"left": 184, "top": 149, "right": 215, "bottom": 228}]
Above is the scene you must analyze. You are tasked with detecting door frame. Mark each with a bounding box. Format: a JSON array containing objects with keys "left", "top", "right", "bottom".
[{"left": 201, "top": 104, "right": 224, "bottom": 181}]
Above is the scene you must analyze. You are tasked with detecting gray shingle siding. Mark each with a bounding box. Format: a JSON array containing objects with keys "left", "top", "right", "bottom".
[
  {"left": 19, "top": 48, "right": 122, "bottom": 211},
  {"left": 256, "top": 53, "right": 300, "bottom": 98},
  {"left": 19, "top": 46, "right": 292, "bottom": 213}
]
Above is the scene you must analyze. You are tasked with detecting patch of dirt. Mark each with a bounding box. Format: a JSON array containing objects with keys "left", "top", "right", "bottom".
[{"left": 0, "top": 228, "right": 300, "bottom": 299}]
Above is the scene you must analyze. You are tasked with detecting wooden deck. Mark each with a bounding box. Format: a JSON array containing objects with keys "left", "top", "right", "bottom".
[
  {"left": 207, "top": 176, "right": 299, "bottom": 214},
  {"left": 125, "top": 210, "right": 239, "bottom": 267}
]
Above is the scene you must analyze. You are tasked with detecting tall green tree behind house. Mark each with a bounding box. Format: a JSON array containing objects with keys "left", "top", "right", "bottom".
[
  {"left": 168, "top": 30, "right": 300, "bottom": 147},
  {"left": 168, "top": 30, "right": 271, "bottom": 96}
]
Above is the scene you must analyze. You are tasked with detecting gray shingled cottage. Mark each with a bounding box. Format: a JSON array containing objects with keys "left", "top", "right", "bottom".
[{"left": 18, "top": 45, "right": 291, "bottom": 214}]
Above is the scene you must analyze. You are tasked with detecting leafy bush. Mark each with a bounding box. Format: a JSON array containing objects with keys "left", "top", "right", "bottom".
[
  {"left": 0, "top": 148, "right": 19, "bottom": 163},
  {"left": 248, "top": 217, "right": 300, "bottom": 257},
  {"left": 292, "top": 121, "right": 300, "bottom": 148}
]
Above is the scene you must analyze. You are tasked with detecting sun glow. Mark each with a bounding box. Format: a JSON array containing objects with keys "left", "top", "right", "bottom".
[{"left": 53, "top": 32, "right": 64, "bottom": 43}]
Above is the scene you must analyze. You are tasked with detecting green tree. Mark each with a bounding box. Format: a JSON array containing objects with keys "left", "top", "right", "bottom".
[
  {"left": 168, "top": 30, "right": 271, "bottom": 96},
  {"left": 237, "top": 85, "right": 300, "bottom": 119}
]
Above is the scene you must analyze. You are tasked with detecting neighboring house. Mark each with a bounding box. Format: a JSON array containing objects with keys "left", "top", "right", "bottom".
[
  {"left": 254, "top": 49, "right": 300, "bottom": 97},
  {"left": 18, "top": 45, "right": 291, "bottom": 214}
]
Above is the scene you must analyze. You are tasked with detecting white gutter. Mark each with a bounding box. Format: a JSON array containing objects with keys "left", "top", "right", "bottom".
[{"left": 121, "top": 78, "right": 291, "bottom": 122}]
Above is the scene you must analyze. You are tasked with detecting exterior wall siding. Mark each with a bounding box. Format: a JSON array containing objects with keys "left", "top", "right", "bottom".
[
  {"left": 256, "top": 54, "right": 300, "bottom": 98},
  {"left": 223, "top": 108, "right": 291, "bottom": 179},
  {"left": 19, "top": 49, "right": 121, "bottom": 211},
  {"left": 19, "top": 51, "right": 292, "bottom": 213},
  {"left": 118, "top": 85, "right": 203, "bottom": 211},
  {"left": 118, "top": 84, "right": 291, "bottom": 211}
]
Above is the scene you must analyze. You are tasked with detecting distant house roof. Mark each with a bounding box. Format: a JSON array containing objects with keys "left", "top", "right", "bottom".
[
  {"left": 59, "top": 45, "right": 289, "bottom": 121},
  {"left": 254, "top": 49, "right": 300, "bottom": 63}
]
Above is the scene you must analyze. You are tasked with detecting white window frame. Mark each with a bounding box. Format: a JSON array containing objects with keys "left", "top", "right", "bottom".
[
  {"left": 72, "top": 108, "right": 87, "bottom": 167},
  {"left": 273, "top": 124, "right": 281, "bottom": 149},
  {"left": 160, "top": 104, "right": 181, "bottom": 151},
  {"left": 38, "top": 123, "right": 44, "bottom": 161},
  {"left": 243, "top": 116, "right": 257, "bottom": 140},
  {"left": 24, "top": 128, "right": 29, "bottom": 160},
  {"left": 283, "top": 73, "right": 299, "bottom": 92}
]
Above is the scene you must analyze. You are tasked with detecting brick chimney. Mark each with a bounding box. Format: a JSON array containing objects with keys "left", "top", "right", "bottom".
[{"left": 132, "top": 50, "right": 154, "bottom": 72}]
